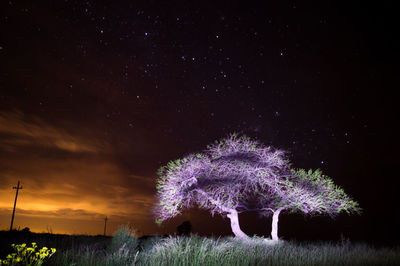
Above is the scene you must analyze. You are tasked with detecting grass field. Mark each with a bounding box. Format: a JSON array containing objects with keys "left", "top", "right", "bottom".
[{"left": 1, "top": 228, "right": 399, "bottom": 265}]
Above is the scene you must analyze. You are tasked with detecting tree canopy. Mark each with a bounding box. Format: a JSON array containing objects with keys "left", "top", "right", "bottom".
[{"left": 154, "top": 133, "right": 361, "bottom": 239}]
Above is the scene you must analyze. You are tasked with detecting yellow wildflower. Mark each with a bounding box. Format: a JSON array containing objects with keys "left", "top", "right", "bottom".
[{"left": 1, "top": 242, "right": 56, "bottom": 265}]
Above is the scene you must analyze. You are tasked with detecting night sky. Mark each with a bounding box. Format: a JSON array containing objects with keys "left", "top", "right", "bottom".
[{"left": 0, "top": 1, "right": 396, "bottom": 243}]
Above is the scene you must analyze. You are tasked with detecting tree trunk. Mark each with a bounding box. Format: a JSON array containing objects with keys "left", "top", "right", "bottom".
[
  {"left": 271, "top": 207, "right": 284, "bottom": 241},
  {"left": 227, "top": 209, "right": 248, "bottom": 238}
]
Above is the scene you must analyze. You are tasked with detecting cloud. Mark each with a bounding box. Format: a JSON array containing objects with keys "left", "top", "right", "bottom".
[
  {"left": 0, "top": 110, "right": 104, "bottom": 153},
  {"left": 0, "top": 207, "right": 104, "bottom": 219},
  {"left": 0, "top": 109, "right": 160, "bottom": 234},
  {"left": 0, "top": 157, "right": 155, "bottom": 213},
  {"left": 0, "top": 106, "right": 202, "bottom": 235},
  {"left": 0, "top": 158, "right": 157, "bottom": 233}
]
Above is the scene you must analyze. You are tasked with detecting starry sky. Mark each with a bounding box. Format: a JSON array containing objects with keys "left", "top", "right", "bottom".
[{"left": 0, "top": 1, "right": 396, "bottom": 243}]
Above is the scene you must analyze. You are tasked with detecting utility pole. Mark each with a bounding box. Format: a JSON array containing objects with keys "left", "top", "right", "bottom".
[
  {"left": 104, "top": 216, "right": 108, "bottom": 236},
  {"left": 10, "top": 180, "right": 22, "bottom": 231}
]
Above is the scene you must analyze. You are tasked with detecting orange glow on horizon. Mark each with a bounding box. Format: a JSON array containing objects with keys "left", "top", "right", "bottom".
[{"left": 0, "top": 110, "right": 158, "bottom": 235}]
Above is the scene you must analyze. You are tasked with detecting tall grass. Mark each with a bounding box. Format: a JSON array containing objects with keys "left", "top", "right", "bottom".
[
  {"left": 137, "top": 235, "right": 399, "bottom": 266},
  {"left": 3, "top": 229, "right": 398, "bottom": 265},
  {"left": 109, "top": 225, "right": 139, "bottom": 253},
  {"left": 49, "top": 225, "right": 139, "bottom": 266}
]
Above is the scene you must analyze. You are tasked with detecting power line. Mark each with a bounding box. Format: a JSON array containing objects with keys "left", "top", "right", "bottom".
[
  {"left": 10, "top": 180, "right": 22, "bottom": 231},
  {"left": 104, "top": 216, "right": 108, "bottom": 236}
]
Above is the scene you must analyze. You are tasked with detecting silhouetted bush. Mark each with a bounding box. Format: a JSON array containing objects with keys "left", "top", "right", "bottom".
[{"left": 176, "top": 221, "right": 192, "bottom": 236}]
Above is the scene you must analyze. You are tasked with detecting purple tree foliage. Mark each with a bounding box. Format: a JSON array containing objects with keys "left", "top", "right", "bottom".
[
  {"left": 257, "top": 168, "right": 361, "bottom": 240},
  {"left": 154, "top": 133, "right": 361, "bottom": 240},
  {"left": 154, "top": 133, "right": 289, "bottom": 238}
]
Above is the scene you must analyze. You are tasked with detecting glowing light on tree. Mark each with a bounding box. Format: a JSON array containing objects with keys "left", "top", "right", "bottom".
[
  {"left": 154, "top": 133, "right": 361, "bottom": 240},
  {"left": 257, "top": 168, "right": 362, "bottom": 240},
  {"left": 154, "top": 133, "right": 289, "bottom": 238}
]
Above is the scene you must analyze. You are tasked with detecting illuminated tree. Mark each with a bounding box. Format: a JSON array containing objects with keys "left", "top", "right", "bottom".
[
  {"left": 257, "top": 168, "right": 362, "bottom": 240},
  {"left": 154, "top": 133, "right": 361, "bottom": 240},
  {"left": 154, "top": 133, "right": 289, "bottom": 238}
]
